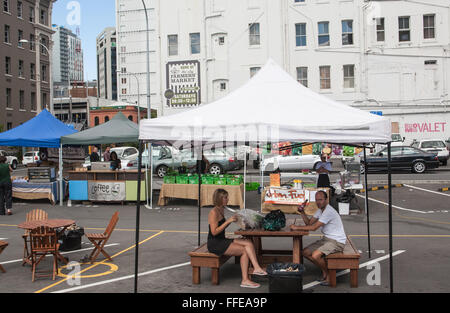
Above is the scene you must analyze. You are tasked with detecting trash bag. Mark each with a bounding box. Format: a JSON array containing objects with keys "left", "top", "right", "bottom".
[
  {"left": 236, "top": 209, "right": 265, "bottom": 230},
  {"left": 262, "top": 210, "right": 286, "bottom": 231}
]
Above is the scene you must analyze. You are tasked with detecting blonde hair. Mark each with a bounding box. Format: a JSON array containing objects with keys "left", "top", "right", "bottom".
[{"left": 213, "top": 189, "right": 229, "bottom": 207}]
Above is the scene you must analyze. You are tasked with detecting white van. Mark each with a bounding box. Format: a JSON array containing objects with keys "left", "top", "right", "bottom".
[{"left": 411, "top": 139, "right": 449, "bottom": 166}]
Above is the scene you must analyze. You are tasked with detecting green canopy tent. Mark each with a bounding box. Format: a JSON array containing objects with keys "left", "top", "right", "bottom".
[{"left": 60, "top": 112, "right": 139, "bottom": 146}]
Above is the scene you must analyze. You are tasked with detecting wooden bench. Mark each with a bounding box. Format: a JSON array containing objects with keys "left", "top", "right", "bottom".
[
  {"left": 188, "top": 243, "right": 235, "bottom": 285},
  {"left": 0, "top": 240, "right": 9, "bottom": 273},
  {"left": 325, "top": 236, "right": 360, "bottom": 288}
]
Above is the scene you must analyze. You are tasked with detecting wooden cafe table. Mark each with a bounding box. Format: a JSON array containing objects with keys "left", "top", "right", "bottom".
[
  {"left": 235, "top": 220, "right": 309, "bottom": 266},
  {"left": 18, "top": 219, "right": 75, "bottom": 265}
]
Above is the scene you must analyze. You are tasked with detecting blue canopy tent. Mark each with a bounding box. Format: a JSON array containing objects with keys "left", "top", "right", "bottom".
[{"left": 0, "top": 109, "right": 77, "bottom": 205}]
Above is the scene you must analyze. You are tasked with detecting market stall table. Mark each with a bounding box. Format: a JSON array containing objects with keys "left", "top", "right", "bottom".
[
  {"left": 235, "top": 221, "right": 309, "bottom": 266},
  {"left": 18, "top": 219, "right": 75, "bottom": 265},
  {"left": 12, "top": 181, "right": 66, "bottom": 205},
  {"left": 158, "top": 183, "right": 244, "bottom": 208}
]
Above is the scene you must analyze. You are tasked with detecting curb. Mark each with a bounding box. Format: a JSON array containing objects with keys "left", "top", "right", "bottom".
[
  {"left": 438, "top": 187, "right": 450, "bottom": 192},
  {"left": 356, "top": 184, "right": 404, "bottom": 194}
]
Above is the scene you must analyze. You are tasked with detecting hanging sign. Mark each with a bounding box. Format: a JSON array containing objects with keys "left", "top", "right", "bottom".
[
  {"left": 166, "top": 60, "right": 201, "bottom": 108},
  {"left": 264, "top": 187, "right": 306, "bottom": 205}
]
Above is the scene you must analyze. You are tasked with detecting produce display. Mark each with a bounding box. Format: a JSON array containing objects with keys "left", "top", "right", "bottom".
[{"left": 164, "top": 174, "right": 244, "bottom": 185}]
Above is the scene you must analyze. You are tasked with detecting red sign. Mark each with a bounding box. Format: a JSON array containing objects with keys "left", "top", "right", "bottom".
[{"left": 405, "top": 122, "right": 446, "bottom": 133}]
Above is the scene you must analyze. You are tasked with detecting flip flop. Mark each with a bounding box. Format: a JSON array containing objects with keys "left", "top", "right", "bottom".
[
  {"left": 252, "top": 271, "right": 268, "bottom": 276},
  {"left": 320, "top": 281, "right": 330, "bottom": 286},
  {"left": 240, "top": 282, "right": 261, "bottom": 289}
]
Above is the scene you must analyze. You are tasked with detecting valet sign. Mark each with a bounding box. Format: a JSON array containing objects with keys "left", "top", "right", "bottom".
[
  {"left": 88, "top": 182, "right": 126, "bottom": 201},
  {"left": 166, "top": 60, "right": 201, "bottom": 108}
]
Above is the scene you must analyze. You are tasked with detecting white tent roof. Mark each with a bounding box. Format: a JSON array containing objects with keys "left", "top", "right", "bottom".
[{"left": 139, "top": 59, "right": 391, "bottom": 144}]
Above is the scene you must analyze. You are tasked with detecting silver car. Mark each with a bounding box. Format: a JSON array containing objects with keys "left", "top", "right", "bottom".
[{"left": 261, "top": 154, "right": 322, "bottom": 173}]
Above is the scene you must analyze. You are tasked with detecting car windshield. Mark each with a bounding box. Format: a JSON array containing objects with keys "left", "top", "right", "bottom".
[
  {"left": 421, "top": 141, "right": 445, "bottom": 148},
  {"left": 111, "top": 149, "right": 124, "bottom": 158}
]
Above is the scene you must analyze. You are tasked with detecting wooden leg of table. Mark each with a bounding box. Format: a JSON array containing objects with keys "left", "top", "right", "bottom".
[
  {"left": 0, "top": 264, "right": 5, "bottom": 273},
  {"left": 350, "top": 269, "right": 358, "bottom": 288},
  {"left": 192, "top": 266, "right": 200, "bottom": 284},
  {"left": 329, "top": 269, "right": 337, "bottom": 287},
  {"left": 293, "top": 237, "right": 300, "bottom": 264},
  {"left": 211, "top": 268, "right": 219, "bottom": 285},
  {"left": 253, "top": 237, "right": 262, "bottom": 265}
]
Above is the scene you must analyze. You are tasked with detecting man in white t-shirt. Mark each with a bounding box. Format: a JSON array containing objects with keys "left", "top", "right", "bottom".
[{"left": 290, "top": 190, "right": 347, "bottom": 286}]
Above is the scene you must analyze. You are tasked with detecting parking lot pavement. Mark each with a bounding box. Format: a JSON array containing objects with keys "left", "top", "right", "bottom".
[{"left": 0, "top": 182, "right": 449, "bottom": 293}]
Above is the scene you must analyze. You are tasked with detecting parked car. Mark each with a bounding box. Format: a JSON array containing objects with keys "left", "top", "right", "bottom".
[
  {"left": 0, "top": 149, "right": 19, "bottom": 169},
  {"left": 360, "top": 146, "right": 440, "bottom": 174},
  {"left": 261, "top": 154, "right": 322, "bottom": 173},
  {"left": 411, "top": 139, "right": 449, "bottom": 166},
  {"left": 22, "top": 151, "right": 40, "bottom": 167},
  {"left": 123, "top": 146, "right": 242, "bottom": 177}
]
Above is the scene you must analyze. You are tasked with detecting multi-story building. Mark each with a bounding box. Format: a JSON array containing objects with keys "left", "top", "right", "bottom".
[
  {"left": 96, "top": 27, "right": 117, "bottom": 100},
  {"left": 52, "top": 24, "right": 83, "bottom": 97},
  {"left": 1, "top": 0, "right": 56, "bottom": 131},
  {"left": 116, "top": 0, "right": 450, "bottom": 142}
]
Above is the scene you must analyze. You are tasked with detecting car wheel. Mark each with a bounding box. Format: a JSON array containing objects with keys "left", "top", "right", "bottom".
[
  {"left": 156, "top": 165, "right": 168, "bottom": 178},
  {"left": 11, "top": 160, "right": 18, "bottom": 170},
  {"left": 209, "top": 164, "right": 223, "bottom": 175},
  {"left": 412, "top": 161, "right": 426, "bottom": 174}
]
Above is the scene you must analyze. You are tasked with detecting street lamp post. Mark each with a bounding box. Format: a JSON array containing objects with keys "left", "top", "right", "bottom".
[
  {"left": 141, "top": 0, "right": 151, "bottom": 117},
  {"left": 20, "top": 38, "right": 54, "bottom": 115}
]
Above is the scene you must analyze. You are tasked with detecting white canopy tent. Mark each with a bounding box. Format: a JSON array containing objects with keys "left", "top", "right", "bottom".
[{"left": 134, "top": 59, "right": 394, "bottom": 292}]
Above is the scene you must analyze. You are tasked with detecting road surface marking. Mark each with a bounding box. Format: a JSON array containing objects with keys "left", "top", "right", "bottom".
[
  {"left": 403, "top": 184, "right": 450, "bottom": 197},
  {"left": 356, "top": 194, "right": 428, "bottom": 214},
  {"left": 303, "top": 250, "right": 406, "bottom": 290}
]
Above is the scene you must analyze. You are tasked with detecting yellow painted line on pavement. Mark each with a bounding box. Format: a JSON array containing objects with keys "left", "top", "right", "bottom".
[{"left": 34, "top": 230, "right": 165, "bottom": 294}]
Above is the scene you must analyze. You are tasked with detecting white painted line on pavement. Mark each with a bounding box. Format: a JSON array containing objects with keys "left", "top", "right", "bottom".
[
  {"left": 303, "top": 250, "right": 406, "bottom": 290},
  {"left": 53, "top": 261, "right": 191, "bottom": 293},
  {"left": 356, "top": 194, "right": 428, "bottom": 214},
  {"left": 403, "top": 184, "right": 450, "bottom": 197},
  {"left": 0, "top": 243, "right": 120, "bottom": 265}
]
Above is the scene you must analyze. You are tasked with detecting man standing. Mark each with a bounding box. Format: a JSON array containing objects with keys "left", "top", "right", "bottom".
[
  {"left": 315, "top": 154, "right": 332, "bottom": 188},
  {"left": 90, "top": 147, "right": 100, "bottom": 162},
  {"left": 103, "top": 146, "right": 111, "bottom": 162},
  {"left": 290, "top": 191, "right": 347, "bottom": 286}
]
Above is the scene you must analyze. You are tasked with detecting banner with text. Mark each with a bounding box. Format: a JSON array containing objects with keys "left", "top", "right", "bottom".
[{"left": 166, "top": 60, "right": 201, "bottom": 108}]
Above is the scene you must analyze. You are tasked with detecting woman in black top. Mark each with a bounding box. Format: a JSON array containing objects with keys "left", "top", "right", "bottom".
[
  {"left": 208, "top": 189, "right": 267, "bottom": 288},
  {"left": 0, "top": 156, "right": 12, "bottom": 215},
  {"left": 110, "top": 151, "right": 121, "bottom": 170}
]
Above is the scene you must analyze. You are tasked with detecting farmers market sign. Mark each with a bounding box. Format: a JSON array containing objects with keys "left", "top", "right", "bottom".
[{"left": 166, "top": 60, "right": 201, "bottom": 108}]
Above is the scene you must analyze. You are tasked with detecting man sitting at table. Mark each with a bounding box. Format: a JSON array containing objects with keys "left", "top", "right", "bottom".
[{"left": 290, "top": 190, "right": 347, "bottom": 286}]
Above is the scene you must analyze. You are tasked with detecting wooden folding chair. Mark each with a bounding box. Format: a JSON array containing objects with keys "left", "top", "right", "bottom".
[
  {"left": 29, "top": 226, "right": 59, "bottom": 282},
  {"left": 85, "top": 212, "right": 119, "bottom": 263},
  {"left": 22, "top": 209, "right": 48, "bottom": 266},
  {"left": 0, "top": 240, "right": 8, "bottom": 273}
]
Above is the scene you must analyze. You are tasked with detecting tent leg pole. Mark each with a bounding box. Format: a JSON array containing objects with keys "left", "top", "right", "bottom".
[
  {"left": 387, "top": 142, "right": 393, "bottom": 293},
  {"left": 150, "top": 144, "right": 153, "bottom": 209},
  {"left": 134, "top": 140, "right": 143, "bottom": 293},
  {"left": 197, "top": 144, "right": 202, "bottom": 247},
  {"left": 363, "top": 146, "right": 371, "bottom": 259},
  {"left": 59, "top": 144, "right": 63, "bottom": 206},
  {"left": 244, "top": 148, "right": 246, "bottom": 209}
]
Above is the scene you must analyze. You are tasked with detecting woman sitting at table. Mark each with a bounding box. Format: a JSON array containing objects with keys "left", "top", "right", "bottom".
[
  {"left": 110, "top": 152, "right": 121, "bottom": 170},
  {"left": 208, "top": 189, "right": 267, "bottom": 288}
]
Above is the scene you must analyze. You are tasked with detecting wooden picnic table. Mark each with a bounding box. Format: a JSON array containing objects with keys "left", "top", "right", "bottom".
[
  {"left": 235, "top": 220, "right": 309, "bottom": 266},
  {"left": 18, "top": 219, "right": 75, "bottom": 265}
]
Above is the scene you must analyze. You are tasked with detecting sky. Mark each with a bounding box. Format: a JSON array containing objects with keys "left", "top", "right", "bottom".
[{"left": 52, "top": 0, "right": 116, "bottom": 81}]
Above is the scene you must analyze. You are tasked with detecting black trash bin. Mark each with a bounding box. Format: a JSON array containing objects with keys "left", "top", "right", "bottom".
[
  {"left": 266, "top": 263, "right": 305, "bottom": 293},
  {"left": 59, "top": 227, "right": 84, "bottom": 251}
]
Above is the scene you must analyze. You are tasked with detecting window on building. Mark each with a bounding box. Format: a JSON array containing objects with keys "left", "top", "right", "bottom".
[
  {"left": 18, "top": 30, "right": 24, "bottom": 47},
  {"left": 18, "top": 60, "right": 24, "bottom": 77},
  {"left": 128, "top": 115, "right": 133, "bottom": 121},
  {"left": 4, "top": 24, "right": 10, "bottom": 43},
  {"left": 19, "top": 90, "right": 25, "bottom": 110},
  {"left": 121, "top": 78, "right": 127, "bottom": 84},
  {"left": 5, "top": 56, "right": 11, "bottom": 75},
  {"left": 190, "top": 33, "right": 200, "bottom": 54},
  {"left": 423, "top": 14, "right": 435, "bottom": 39},
  {"left": 342, "top": 20, "right": 353, "bottom": 45},
  {"left": 3, "top": 0, "right": 9, "bottom": 12},
  {"left": 31, "top": 92, "right": 36, "bottom": 110},
  {"left": 220, "top": 82, "right": 227, "bottom": 91},
  {"left": 295, "top": 23, "right": 307, "bottom": 47},
  {"left": 30, "top": 34, "right": 35, "bottom": 51},
  {"left": 94, "top": 116, "right": 99, "bottom": 126},
  {"left": 168, "top": 35, "right": 178, "bottom": 56},
  {"left": 399, "top": 16, "right": 410, "bottom": 42},
  {"left": 319, "top": 66, "right": 331, "bottom": 89},
  {"left": 425, "top": 60, "right": 437, "bottom": 66},
  {"left": 249, "top": 23, "right": 260, "bottom": 46},
  {"left": 39, "top": 8, "right": 47, "bottom": 26},
  {"left": 6, "top": 88, "right": 12, "bottom": 108},
  {"left": 30, "top": 63, "right": 35, "bottom": 79},
  {"left": 121, "top": 56, "right": 126, "bottom": 63},
  {"left": 41, "top": 93, "right": 47, "bottom": 110},
  {"left": 376, "top": 18, "right": 385, "bottom": 42},
  {"left": 121, "top": 88, "right": 127, "bottom": 95},
  {"left": 40, "top": 37, "right": 47, "bottom": 55},
  {"left": 218, "top": 36, "right": 225, "bottom": 45},
  {"left": 120, "top": 46, "right": 126, "bottom": 53},
  {"left": 29, "top": 6, "right": 34, "bottom": 22},
  {"left": 343, "top": 65, "right": 355, "bottom": 88},
  {"left": 295, "top": 0, "right": 305, "bottom": 2},
  {"left": 7, "top": 122, "right": 12, "bottom": 130},
  {"left": 297, "top": 67, "right": 308, "bottom": 87},
  {"left": 17, "top": 1, "right": 22, "bottom": 18},
  {"left": 318, "top": 22, "right": 330, "bottom": 46},
  {"left": 105, "top": 116, "right": 109, "bottom": 123},
  {"left": 41, "top": 64, "right": 47, "bottom": 82},
  {"left": 250, "top": 67, "right": 261, "bottom": 78}
]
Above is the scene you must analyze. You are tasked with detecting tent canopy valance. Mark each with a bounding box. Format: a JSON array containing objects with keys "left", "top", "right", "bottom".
[
  {"left": 61, "top": 112, "right": 139, "bottom": 146},
  {"left": 0, "top": 109, "right": 77, "bottom": 148},
  {"left": 139, "top": 59, "right": 391, "bottom": 145}
]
